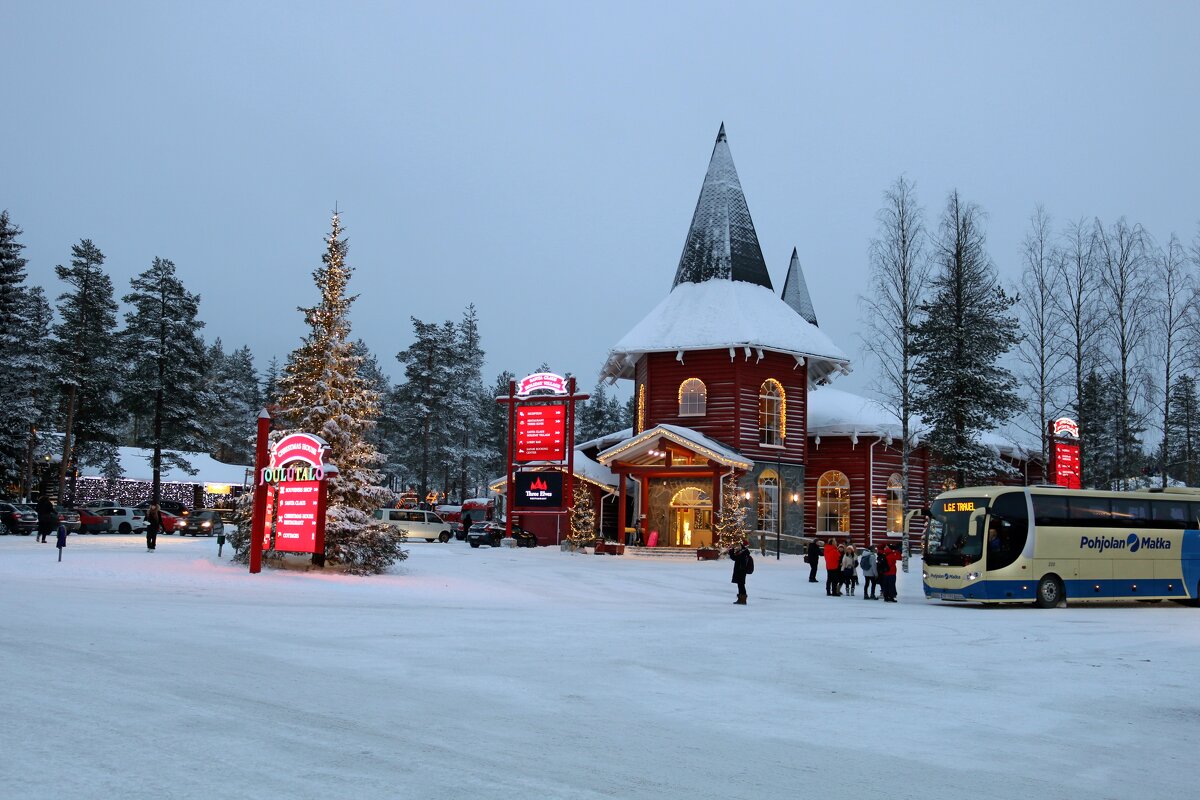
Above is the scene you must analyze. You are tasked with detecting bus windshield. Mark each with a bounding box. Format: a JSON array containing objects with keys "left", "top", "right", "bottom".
[{"left": 926, "top": 497, "right": 986, "bottom": 566}]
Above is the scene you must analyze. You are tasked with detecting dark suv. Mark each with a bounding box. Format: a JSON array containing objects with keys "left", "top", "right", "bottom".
[
  {"left": 1, "top": 502, "right": 37, "bottom": 535},
  {"left": 465, "top": 522, "right": 538, "bottom": 548}
]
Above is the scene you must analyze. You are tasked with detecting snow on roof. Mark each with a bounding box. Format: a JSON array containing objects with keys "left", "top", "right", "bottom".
[
  {"left": 781, "top": 247, "right": 819, "bottom": 327},
  {"left": 576, "top": 428, "right": 633, "bottom": 452},
  {"left": 79, "top": 446, "right": 251, "bottom": 485},
  {"left": 601, "top": 279, "right": 850, "bottom": 386},
  {"left": 488, "top": 449, "right": 624, "bottom": 494},
  {"left": 807, "top": 387, "right": 1039, "bottom": 460},
  {"left": 595, "top": 423, "right": 752, "bottom": 469}
]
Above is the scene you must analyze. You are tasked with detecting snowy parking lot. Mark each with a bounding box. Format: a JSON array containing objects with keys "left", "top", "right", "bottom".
[{"left": 1, "top": 534, "right": 1196, "bottom": 800}]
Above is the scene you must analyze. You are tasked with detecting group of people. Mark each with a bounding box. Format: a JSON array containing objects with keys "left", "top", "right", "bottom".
[
  {"left": 805, "top": 538, "right": 900, "bottom": 602},
  {"left": 726, "top": 537, "right": 900, "bottom": 605}
]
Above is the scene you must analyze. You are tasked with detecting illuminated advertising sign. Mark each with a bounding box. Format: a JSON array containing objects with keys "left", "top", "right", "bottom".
[
  {"left": 516, "top": 372, "right": 568, "bottom": 397},
  {"left": 1053, "top": 417, "right": 1079, "bottom": 439},
  {"left": 514, "top": 471, "right": 563, "bottom": 509},
  {"left": 1052, "top": 440, "right": 1081, "bottom": 490},
  {"left": 259, "top": 432, "right": 329, "bottom": 554},
  {"left": 516, "top": 404, "right": 567, "bottom": 462}
]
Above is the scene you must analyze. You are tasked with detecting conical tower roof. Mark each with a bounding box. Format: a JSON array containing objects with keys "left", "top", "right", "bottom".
[
  {"left": 781, "top": 247, "right": 818, "bottom": 326},
  {"left": 671, "top": 124, "right": 772, "bottom": 290}
]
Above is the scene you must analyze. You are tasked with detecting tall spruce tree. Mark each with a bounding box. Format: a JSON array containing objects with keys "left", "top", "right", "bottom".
[
  {"left": 394, "top": 318, "right": 456, "bottom": 501},
  {"left": 18, "top": 287, "right": 54, "bottom": 498},
  {"left": 1080, "top": 370, "right": 1119, "bottom": 488},
  {"left": 450, "top": 305, "right": 489, "bottom": 501},
  {"left": 0, "top": 212, "right": 52, "bottom": 495},
  {"left": 1164, "top": 375, "right": 1200, "bottom": 486},
  {"left": 206, "top": 341, "right": 260, "bottom": 464},
  {"left": 577, "top": 380, "right": 626, "bottom": 442},
  {"left": 913, "top": 192, "right": 1021, "bottom": 487},
  {"left": 52, "top": 239, "right": 123, "bottom": 502},
  {"left": 481, "top": 370, "right": 515, "bottom": 485},
  {"left": 275, "top": 211, "right": 403, "bottom": 574},
  {"left": 120, "top": 257, "right": 214, "bottom": 498}
]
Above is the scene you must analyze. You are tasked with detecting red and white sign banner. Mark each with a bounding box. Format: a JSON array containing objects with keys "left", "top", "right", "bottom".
[
  {"left": 270, "top": 432, "right": 327, "bottom": 469},
  {"left": 1052, "top": 440, "right": 1081, "bottom": 490},
  {"left": 1052, "top": 417, "right": 1079, "bottom": 439},
  {"left": 516, "top": 372, "right": 568, "bottom": 397},
  {"left": 516, "top": 404, "right": 566, "bottom": 462}
]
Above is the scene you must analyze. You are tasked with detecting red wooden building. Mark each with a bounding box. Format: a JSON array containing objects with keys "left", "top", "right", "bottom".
[{"left": 593, "top": 125, "right": 850, "bottom": 551}]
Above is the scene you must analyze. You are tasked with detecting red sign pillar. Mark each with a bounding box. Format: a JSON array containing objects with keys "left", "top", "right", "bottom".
[{"left": 249, "top": 409, "right": 271, "bottom": 574}]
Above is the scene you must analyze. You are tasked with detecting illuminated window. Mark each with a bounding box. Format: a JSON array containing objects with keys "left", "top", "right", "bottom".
[
  {"left": 757, "top": 470, "right": 779, "bottom": 533},
  {"left": 887, "top": 473, "right": 904, "bottom": 533},
  {"left": 678, "top": 378, "right": 707, "bottom": 416},
  {"left": 636, "top": 384, "right": 645, "bottom": 434},
  {"left": 817, "top": 470, "right": 850, "bottom": 533},
  {"left": 759, "top": 379, "right": 785, "bottom": 446}
]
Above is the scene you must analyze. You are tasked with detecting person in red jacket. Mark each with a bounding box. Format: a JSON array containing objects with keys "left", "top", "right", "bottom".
[
  {"left": 824, "top": 540, "right": 843, "bottom": 596},
  {"left": 879, "top": 545, "right": 900, "bottom": 602}
]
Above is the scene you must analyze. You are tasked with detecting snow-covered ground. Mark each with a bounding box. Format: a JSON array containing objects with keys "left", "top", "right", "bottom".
[{"left": 1, "top": 534, "right": 1195, "bottom": 800}]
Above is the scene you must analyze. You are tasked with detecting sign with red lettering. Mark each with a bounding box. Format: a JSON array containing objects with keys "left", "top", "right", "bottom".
[
  {"left": 516, "top": 372, "right": 568, "bottom": 397},
  {"left": 1052, "top": 440, "right": 1081, "bottom": 490},
  {"left": 514, "top": 471, "right": 564, "bottom": 509},
  {"left": 516, "top": 404, "right": 566, "bottom": 462}
]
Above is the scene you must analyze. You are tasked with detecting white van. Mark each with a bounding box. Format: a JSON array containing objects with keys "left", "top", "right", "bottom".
[{"left": 373, "top": 508, "right": 454, "bottom": 543}]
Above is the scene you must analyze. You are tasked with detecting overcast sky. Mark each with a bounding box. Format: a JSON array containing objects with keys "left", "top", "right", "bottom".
[{"left": 4, "top": 1, "right": 1198, "bottom": 398}]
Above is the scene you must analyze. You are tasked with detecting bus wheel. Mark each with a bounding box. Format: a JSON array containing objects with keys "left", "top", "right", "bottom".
[{"left": 1035, "top": 575, "right": 1064, "bottom": 608}]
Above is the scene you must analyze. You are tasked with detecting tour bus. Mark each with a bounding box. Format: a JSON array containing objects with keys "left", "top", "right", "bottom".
[{"left": 922, "top": 485, "right": 1200, "bottom": 607}]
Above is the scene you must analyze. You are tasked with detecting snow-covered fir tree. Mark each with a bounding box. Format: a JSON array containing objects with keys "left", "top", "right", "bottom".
[
  {"left": 261, "top": 356, "right": 282, "bottom": 409},
  {"left": 0, "top": 212, "right": 53, "bottom": 495},
  {"left": 713, "top": 478, "right": 749, "bottom": 551},
  {"left": 577, "top": 380, "right": 627, "bottom": 442},
  {"left": 275, "top": 211, "right": 404, "bottom": 574},
  {"left": 205, "top": 340, "right": 261, "bottom": 464},
  {"left": 568, "top": 482, "right": 595, "bottom": 544},
  {"left": 394, "top": 317, "right": 456, "bottom": 501},
  {"left": 1164, "top": 375, "right": 1200, "bottom": 486},
  {"left": 912, "top": 192, "right": 1020, "bottom": 487},
  {"left": 120, "top": 257, "right": 214, "bottom": 495},
  {"left": 480, "top": 369, "right": 515, "bottom": 483},
  {"left": 449, "top": 305, "right": 490, "bottom": 501},
  {"left": 52, "top": 239, "right": 123, "bottom": 502}
]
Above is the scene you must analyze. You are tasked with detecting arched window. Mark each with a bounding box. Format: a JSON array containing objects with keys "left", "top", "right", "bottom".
[
  {"left": 757, "top": 470, "right": 779, "bottom": 534},
  {"left": 887, "top": 473, "right": 904, "bottom": 533},
  {"left": 759, "top": 379, "right": 785, "bottom": 446},
  {"left": 817, "top": 470, "right": 850, "bottom": 533},
  {"left": 678, "top": 378, "right": 707, "bottom": 416}
]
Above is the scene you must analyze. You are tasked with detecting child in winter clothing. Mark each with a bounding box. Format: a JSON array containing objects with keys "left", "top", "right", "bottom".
[{"left": 841, "top": 545, "right": 859, "bottom": 596}]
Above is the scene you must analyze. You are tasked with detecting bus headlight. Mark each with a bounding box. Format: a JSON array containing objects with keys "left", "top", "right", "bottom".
[
  {"left": 922, "top": 570, "right": 929, "bottom": 579},
  {"left": 966, "top": 572, "right": 981, "bottom": 581}
]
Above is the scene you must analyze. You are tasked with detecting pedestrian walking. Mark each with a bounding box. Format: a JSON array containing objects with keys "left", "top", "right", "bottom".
[
  {"left": 36, "top": 495, "right": 56, "bottom": 543},
  {"left": 824, "top": 539, "right": 842, "bottom": 596},
  {"left": 728, "top": 539, "right": 753, "bottom": 604},
  {"left": 860, "top": 546, "right": 879, "bottom": 599},
  {"left": 842, "top": 544, "right": 859, "bottom": 596},
  {"left": 145, "top": 502, "right": 163, "bottom": 551},
  {"left": 805, "top": 538, "right": 821, "bottom": 582}
]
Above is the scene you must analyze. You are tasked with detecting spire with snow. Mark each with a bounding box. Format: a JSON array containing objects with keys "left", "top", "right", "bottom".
[
  {"left": 781, "top": 247, "right": 818, "bottom": 326},
  {"left": 671, "top": 123, "right": 772, "bottom": 290}
]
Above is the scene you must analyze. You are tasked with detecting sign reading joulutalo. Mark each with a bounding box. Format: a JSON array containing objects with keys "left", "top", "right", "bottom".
[{"left": 259, "top": 432, "right": 333, "bottom": 555}]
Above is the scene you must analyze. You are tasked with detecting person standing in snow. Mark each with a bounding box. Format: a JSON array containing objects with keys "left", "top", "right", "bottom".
[
  {"left": 460, "top": 513, "right": 472, "bottom": 540},
  {"left": 824, "top": 539, "right": 842, "bottom": 596},
  {"left": 860, "top": 546, "right": 879, "bottom": 599},
  {"left": 36, "top": 495, "right": 57, "bottom": 543},
  {"left": 728, "top": 539, "right": 752, "bottom": 605},
  {"left": 805, "top": 538, "right": 821, "bottom": 582},
  {"left": 842, "top": 544, "right": 859, "bottom": 596},
  {"left": 144, "top": 502, "right": 162, "bottom": 551},
  {"left": 878, "top": 545, "right": 899, "bottom": 602}
]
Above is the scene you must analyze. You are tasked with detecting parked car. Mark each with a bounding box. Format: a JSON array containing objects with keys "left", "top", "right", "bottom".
[
  {"left": 135, "top": 500, "right": 190, "bottom": 519},
  {"left": 0, "top": 502, "right": 37, "bottom": 535},
  {"left": 176, "top": 509, "right": 225, "bottom": 537},
  {"left": 373, "top": 508, "right": 455, "bottom": 542},
  {"left": 158, "top": 511, "right": 180, "bottom": 533},
  {"left": 93, "top": 506, "right": 147, "bottom": 535},
  {"left": 77, "top": 508, "right": 110, "bottom": 534},
  {"left": 465, "top": 521, "right": 537, "bottom": 548},
  {"left": 55, "top": 506, "right": 81, "bottom": 534}
]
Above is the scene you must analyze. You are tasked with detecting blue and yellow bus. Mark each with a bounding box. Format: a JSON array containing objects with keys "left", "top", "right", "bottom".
[{"left": 921, "top": 485, "right": 1200, "bottom": 607}]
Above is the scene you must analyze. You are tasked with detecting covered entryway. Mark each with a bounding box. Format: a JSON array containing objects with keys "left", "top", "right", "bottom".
[{"left": 669, "top": 486, "right": 712, "bottom": 547}]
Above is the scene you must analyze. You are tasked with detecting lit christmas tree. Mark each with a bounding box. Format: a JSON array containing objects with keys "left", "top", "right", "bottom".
[
  {"left": 713, "top": 477, "right": 749, "bottom": 551},
  {"left": 568, "top": 482, "right": 595, "bottom": 545},
  {"left": 274, "top": 211, "right": 406, "bottom": 574}
]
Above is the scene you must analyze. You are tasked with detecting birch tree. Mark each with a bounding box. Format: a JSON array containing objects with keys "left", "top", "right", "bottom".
[
  {"left": 1152, "top": 234, "right": 1194, "bottom": 486},
  {"left": 1015, "top": 206, "right": 1065, "bottom": 467}
]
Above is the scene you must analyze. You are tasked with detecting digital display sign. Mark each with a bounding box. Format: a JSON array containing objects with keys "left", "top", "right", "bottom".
[
  {"left": 940, "top": 500, "right": 977, "bottom": 513},
  {"left": 514, "top": 471, "right": 563, "bottom": 509},
  {"left": 516, "top": 404, "right": 567, "bottom": 462}
]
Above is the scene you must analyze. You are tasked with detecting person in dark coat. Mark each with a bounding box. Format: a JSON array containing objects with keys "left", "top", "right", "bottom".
[
  {"left": 728, "top": 539, "right": 752, "bottom": 604},
  {"left": 36, "top": 495, "right": 57, "bottom": 543},
  {"left": 805, "top": 539, "right": 821, "bottom": 582},
  {"left": 144, "top": 502, "right": 163, "bottom": 551},
  {"left": 460, "top": 513, "right": 472, "bottom": 539},
  {"left": 879, "top": 545, "right": 899, "bottom": 602}
]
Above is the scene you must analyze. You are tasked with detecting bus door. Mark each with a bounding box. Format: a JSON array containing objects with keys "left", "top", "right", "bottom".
[{"left": 984, "top": 492, "right": 1029, "bottom": 572}]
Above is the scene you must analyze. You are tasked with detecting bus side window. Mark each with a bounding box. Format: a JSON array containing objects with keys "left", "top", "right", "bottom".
[
  {"left": 1111, "top": 498, "right": 1149, "bottom": 528},
  {"left": 1150, "top": 500, "right": 1188, "bottom": 530},
  {"left": 1032, "top": 495, "right": 1068, "bottom": 526},
  {"left": 1068, "top": 496, "right": 1112, "bottom": 527}
]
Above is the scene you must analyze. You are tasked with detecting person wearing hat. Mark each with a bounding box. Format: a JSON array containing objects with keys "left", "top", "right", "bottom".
[{"left": 860, "top": 545, "right": 879, "bottom": 600}]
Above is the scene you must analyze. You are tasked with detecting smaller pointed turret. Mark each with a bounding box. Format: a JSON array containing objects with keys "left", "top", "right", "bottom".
[{"left": 781, "top": 247, "right": 818, "bottom": 327}]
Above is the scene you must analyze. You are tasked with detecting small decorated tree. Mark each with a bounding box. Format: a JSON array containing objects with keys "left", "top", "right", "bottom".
[
  {"left": 568, "top": 482, "right": 595, "bottom": 546},
  {"left": 713, "top": 477, "right": 749, "bottom": 552}
]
